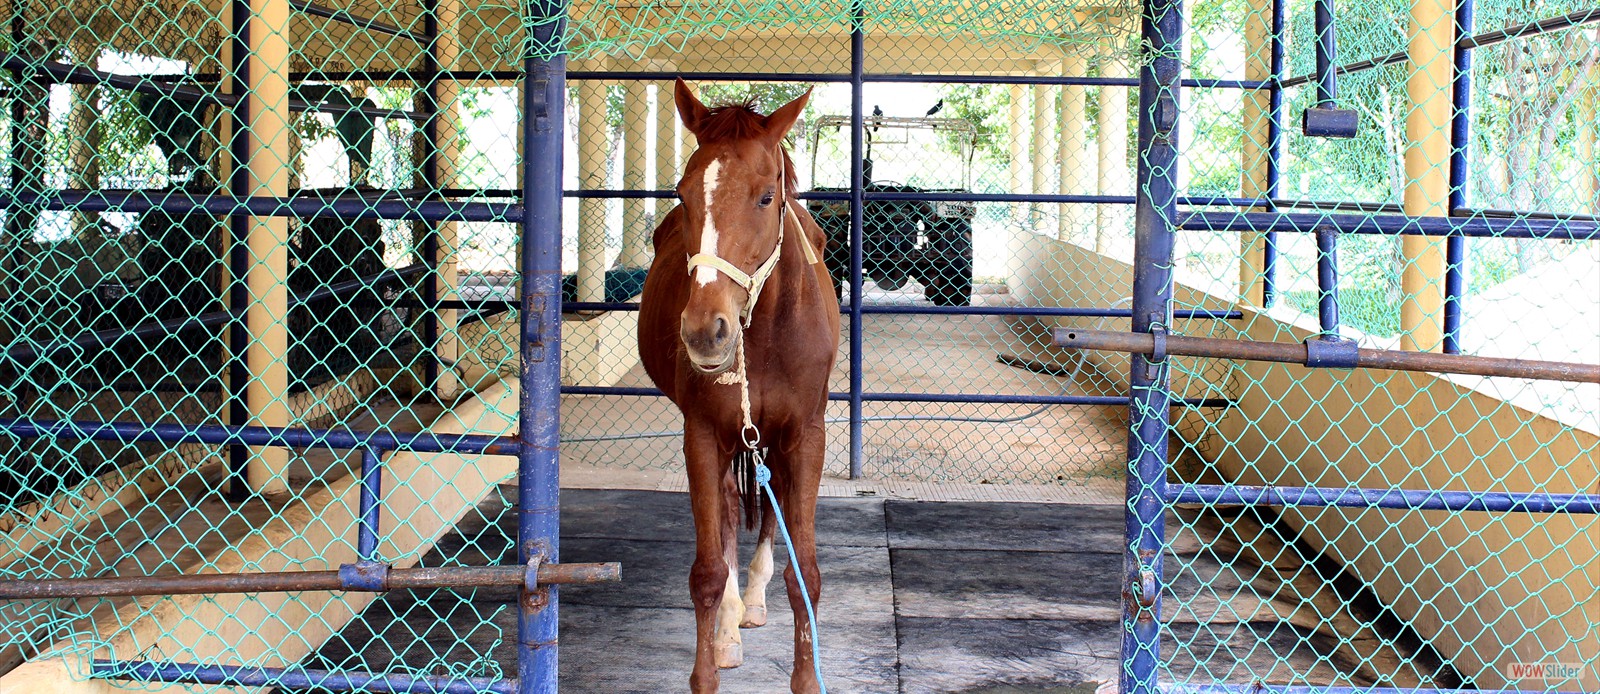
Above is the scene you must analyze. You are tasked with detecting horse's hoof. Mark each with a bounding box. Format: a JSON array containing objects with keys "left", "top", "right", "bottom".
[
  {"left": 715, "top": 642, "right": 744, "bottom": 669},
  {"left": 740, "top": 605, "right": 767, "bottom": 628}
]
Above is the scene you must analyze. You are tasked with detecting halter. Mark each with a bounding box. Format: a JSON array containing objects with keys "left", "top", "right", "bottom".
[{"left": 684, "top": 148, "right": 818, "bottom": 327}]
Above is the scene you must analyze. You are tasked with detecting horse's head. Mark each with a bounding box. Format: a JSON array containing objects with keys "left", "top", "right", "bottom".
[{"left": 672, "top": 78, "right": 812, "bottom": 374}]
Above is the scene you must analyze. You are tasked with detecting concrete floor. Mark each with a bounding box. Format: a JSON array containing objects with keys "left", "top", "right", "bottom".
[{"left": 299, "top": 486, "right": 1381, "bottom": 693}]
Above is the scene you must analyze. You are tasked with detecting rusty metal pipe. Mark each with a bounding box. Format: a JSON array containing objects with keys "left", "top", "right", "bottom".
[
  {"left": 1053, "top": 328, "right": 1600, "bottom": 384},
  {"left": 0, "top": 563, "right": 621, "bottom": 599}
]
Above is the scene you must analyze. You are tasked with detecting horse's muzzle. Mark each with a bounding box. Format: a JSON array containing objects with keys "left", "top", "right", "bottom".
[{"left": 681, "top": 313, "right": 741, "bottom": 374}]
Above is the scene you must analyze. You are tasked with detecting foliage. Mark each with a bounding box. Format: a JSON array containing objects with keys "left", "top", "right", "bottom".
[{"left": 936, "top": 83, "right": 1011, "bottom": 165}]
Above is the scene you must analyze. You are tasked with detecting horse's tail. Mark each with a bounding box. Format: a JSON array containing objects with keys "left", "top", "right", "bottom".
[{"left": 733, "top": 448, "right": 766, "bottom": 531}]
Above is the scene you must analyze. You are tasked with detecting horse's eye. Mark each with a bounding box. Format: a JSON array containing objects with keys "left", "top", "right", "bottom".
[{"left": 758, "top": 191, "right": 775, "bottom": 208}]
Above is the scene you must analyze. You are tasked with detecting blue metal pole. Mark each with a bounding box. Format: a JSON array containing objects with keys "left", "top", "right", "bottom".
[
  {"left": 1263, "top": 0, "right": 1284, "bottom": 307},
  {"left": 847, "top": 0, "right": 866, "bottom": 480},
  {"left": 226, "top": 0, "right": 252, "bottom": 501},
  {"left": 420, "top": 0, "right": 442, "bottom": 391},
  {"left": 1313, "top": 0, "right": 1336, "bottom": 107},
  {"left": 1444, "top": 0, "right": 1475, "bottom": 354},
  {"left": 1315, "top": 226, "right": 1340, "bottom": 336},
  {"left": 357, "top": 448, "right": 383, "bottom": 560},
  {"left": 1123, "top": 0, "right": 1183, "bottom": 686},
  {"left": 520, "top": 3, "right": 566, "bottom": 690}
]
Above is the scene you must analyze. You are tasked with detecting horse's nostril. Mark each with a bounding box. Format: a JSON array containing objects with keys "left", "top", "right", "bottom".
[{"left": 714, "top": 317, "right": 729, "bottom": 343}]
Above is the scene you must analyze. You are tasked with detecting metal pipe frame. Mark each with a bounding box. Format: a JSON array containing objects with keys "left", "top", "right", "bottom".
[
  {"left": 291, "top": 0, "right": 430, "bottom": 43},
  {"left": 226, "top": 0, "right": 253, "bottom": 499},
  {"left": 1314, "top": 226, "right": 1340, "bottom": 335},
  {"left": 0, "top": 562, "right": 621, "bottom": 599},
  {"left": 558, "top": 302, "right": 1244, "bottom": 319},
  {"left": 1180, "top": 211, "right": 1600, "bottom": 239},
  {"left": 1167, "top": 483, "right": 1600, "bottom": 514},
  {"left": 0, "top": 417, "right": 521, "bottom": 455},
  {"left": 848, "top": 0, "right": 867, "bottom": 478},
  {"left": 0, "top": 51, "right": 424, "bottom": 122},
  {"left": 1053, "top": 328, "right": 1600, "bottom": 384},
  {"left": 1262, "top": 0, "right": 1285, "bottom": 306},
  {"left": 1123, "top": 0, "right": 1184, "bottom": 686},
  {"left": 558, "top": 385, "right": 1234, "bottom": 408},
  {"left": 419, "top": 0, "right": 443, "bottom": 392},
  {"left": 94, "top": 662, "right": 520, "bottom": 694},
  {"left": 1444, "top": 0, "right": 1474, "bottom": 354},
  {"left": 0, "top": 189, "right": 518, "bottom": 222},
  {"left": 521, "top": 5, "right": 568, "bottom": 690}
]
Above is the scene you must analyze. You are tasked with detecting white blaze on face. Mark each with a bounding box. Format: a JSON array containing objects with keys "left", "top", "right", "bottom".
[{"left": 695, "top": 158, "right": 724, "bottom": 286}]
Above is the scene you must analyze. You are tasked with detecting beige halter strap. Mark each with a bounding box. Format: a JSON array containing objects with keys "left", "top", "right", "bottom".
[{"left": 684, "top": 148, "right": 818, "bottom": 327}]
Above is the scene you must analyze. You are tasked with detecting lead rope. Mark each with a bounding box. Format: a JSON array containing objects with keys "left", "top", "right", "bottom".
[{"left": 726, "top": 342, "right": 828, "bottom": 693}]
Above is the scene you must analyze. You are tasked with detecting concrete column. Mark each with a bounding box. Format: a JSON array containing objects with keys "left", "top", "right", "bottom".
[
  {"left": 1238, "top": 0, "right": 1273, "bottom": 306},
  {"left": 655, "top": 80, "right": 678, "bottom": 227},
  {"left": 1008, "top": 84, "right": 1028, "bottom": 225},
  {"left": 431, "top": 0, "right": 463, "bottom": 397},
  {"left": 1058, "top": 53, "right": 1090, "bottom": 243},
  {"left": 619, "top": 79, "right": 651, "bottom": 268},
  {"left": 1031, "top": 73, "right": 1056, "bottom": 230},
  {"left": 1096, "top": 54, "right": 1130, "bottom": 255},
  {"left": 67, "top": 39, "right": 101, "bottom": 238},
  {"left": 576, "top": 79, "right": 608, "bottom": 303},
  {"left": 244, "top": 0, "right": 293, "bottom": 491},
  {"left": 1399, "top": 0, "right": 1453, "bottom": 353}
]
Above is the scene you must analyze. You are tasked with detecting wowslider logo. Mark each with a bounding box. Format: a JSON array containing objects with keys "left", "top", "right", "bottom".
[{"left": 1505, "top": 662, "right": 1585, "bottom": 681}]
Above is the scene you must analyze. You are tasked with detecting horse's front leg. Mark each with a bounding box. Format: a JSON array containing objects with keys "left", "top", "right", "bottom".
[
  {"left": 740, "top": 502, "right": 777, "bottom": 628},
  {"left": 714, "top": 462, "right": 745, "bottom": 668},
  {"left": 684, "top": 422, "right": 731, "bottom": 693},
  {"left": 776, "top": 423, "right": 825, "bottom": 694}
]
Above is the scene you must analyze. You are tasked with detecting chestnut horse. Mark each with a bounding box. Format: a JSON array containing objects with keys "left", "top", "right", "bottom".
[{"left": 637, "top": 80, "right": 839, "bottom": 694}]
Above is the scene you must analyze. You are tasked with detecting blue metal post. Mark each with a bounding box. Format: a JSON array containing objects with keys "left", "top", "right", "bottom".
[
  {"left": 1315, "top": 226, "right": 1340, "bottom": 336},
  {"left": 1263, "top": 0, "right": 1284, "bottom": 307},
  {"left": 847, "top": 0, "right": 866, "bottom": 479},
  {"left": 1444, "top": 0, "right": 1474, "bottom": 354},
  {"left": 226, "top": 0, "right": 253, "bottom": 500},
  {"left": 1313, "top": 0, "right": 1336, "bottom": 107},
  {"left": 420, "top": 0, "right": 442, "bottom": 390},
  {"left": 519, "top": 3, "right": 566, "bottom": 691},
  {"left": 1123, "top": 0, "right": 1183, "bottom": 687},
  {"left": 357, "top": 448, "right": 383, "bottom": 560}
]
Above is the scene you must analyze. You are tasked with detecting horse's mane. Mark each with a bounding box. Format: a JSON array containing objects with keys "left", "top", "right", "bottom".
[{"left": 695, "top": 99, "right": 800, "bottom": 196}]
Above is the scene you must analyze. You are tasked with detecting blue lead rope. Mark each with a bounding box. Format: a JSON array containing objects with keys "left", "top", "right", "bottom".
[{"left": 753, "top": 460, "right": 827, "bottom": 693}]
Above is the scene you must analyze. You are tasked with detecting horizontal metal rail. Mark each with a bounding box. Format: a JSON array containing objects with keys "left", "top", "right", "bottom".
[
  {"left": 1180, "top": 211, "right": 1600, "bottom": 239},
  {"left": 561, "top": 385, "right": 1233, "bottom": 408},
  {"left": 1053, "top": 328, "right": 1600, "bottom": 383},
  {"left": 561, "top": 301, "right": 1243, "bottom": 320},
  {"left": 0, "top": 563, "right": 620, "bottom": 599},
  {"left": 0, "top": 52, "right": 422, "bottom": 121},
  {"left": 1280, "top": 48, "right": 1408, "bottom": 88},
  {"left": 290, "top": 0, "right": 429, "bottom": 42},
  {"left": 291, "top": 263, "right": 429, "bottom": 306},
  {"left": 1163, "top": 686, "right": 1585, "bottom": 694},
  {"left": 0, "top": 189, "right": 518, "bottom": 223},
  {"left": 1168, "top": 483, "right": 1600, "bottom": 513},
  {"left": 94, "top": 661, "right": 517, "bottom": 694},
  {"left": 3, "top": 308, "right": 237, "bottom": 363},
  {"left": 0, "top": 417, "right": 520, "bottom": 455},
  {"left": 1458, "top": 6, "right": 1600, "bottom": 49}
]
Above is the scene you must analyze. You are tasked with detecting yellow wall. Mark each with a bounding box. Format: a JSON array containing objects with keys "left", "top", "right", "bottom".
[{"left": 1016, "top": 232, "right": 1600, "bottom": 689}]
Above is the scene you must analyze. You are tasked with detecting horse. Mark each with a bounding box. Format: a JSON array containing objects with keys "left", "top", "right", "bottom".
[{"left": 637, "top": 79, "right": 840, "bottom": 694}]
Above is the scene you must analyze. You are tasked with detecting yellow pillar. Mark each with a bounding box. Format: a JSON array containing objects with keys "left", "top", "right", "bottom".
[
  {"left": 655, "top": 80, "right": 678, "bottom": 228},
  {"left": 576, "top": 79, "right": 608, "bottom": 303},
  {"left": 431, "top": 0, "right": 463, "bottom": 398},
  {"left": 1058, "top": 53, "right": 1089, "bottom": 243},
  {"left": 1582, "top": 68, "right": 1597, "bottom": 215},
  {"left": 67, "top": 38, "right": 101, "bottom": 238},
  {"left": 619, "top": 79, "right": 651, "bottom": 268},
  {"left": 1238, "top": 0, "right": 1272, "bottom": 306},
  {"left": 1399, "top": 0, "right": 1453, "bottom": 353},
  {"left": 1096, "top": 54, "right": 1130, "bottom": 255},
  {"left": 243, "top": 0, "right": 293, "bottom": 492},
  {"left": 1031, "top": 72, "right": 1056, "bottom": 230},
  {"left": 1008, "top": 84, "right": 1028, "bottom": 225}
]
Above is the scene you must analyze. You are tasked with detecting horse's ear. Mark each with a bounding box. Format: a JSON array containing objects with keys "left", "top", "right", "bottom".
[
  {"left": 675, "top": 78, "right": 709, "bottom": 135},
  {"left": 762, "top": 86, "right": 812, "bottom": 145}
]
